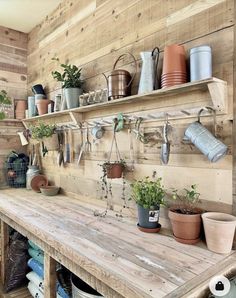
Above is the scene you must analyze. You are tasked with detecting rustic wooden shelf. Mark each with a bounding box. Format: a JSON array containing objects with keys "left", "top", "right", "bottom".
[{"left": 22, "top": 77, "right": 227, "bottom": 128}]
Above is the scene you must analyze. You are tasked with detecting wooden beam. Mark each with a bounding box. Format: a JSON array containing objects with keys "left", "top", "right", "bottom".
[
  {"left": 1, "top": 221, "right": 9, "bottom": 287},
  {"left": 232, "top": 0, "right": 236, "bottom": 216},
  {"left": 44, "top": 254, "right": 57, "bottom": 298}
]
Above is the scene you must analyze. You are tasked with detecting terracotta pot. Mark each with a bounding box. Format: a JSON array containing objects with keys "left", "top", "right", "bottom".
[
  {"left": 168, "top": 208, "right": 202, "bottom": 244},
  {"left": 162, "top": 71, "right": 187, "bottom": 75},
  {"left": 36, "top": 99, "right": 50, "bottom": 115},
  {"left": 15, "top": 100, "right": 27, "bottom": 119},
  {"left": 202, "top": 212, "right": 236, "bottom": 254},
  {"left": 161, "top": 78, "right": 186, "bottom": 84},
  {"left": 161, "top": 82, "right": 184, "bottom": 88},
  {"left": 161, "top": 75, "right": 187, "bottom": 81},
  {"left": 105, "top": 163, "right": 124, "bottom": 179},
  {"left": 162, "top": 44, "right": 186, "bottom": 74},
  {"left": 30, "top": 175, "right": 48, "bottom": 192},
  {"left": 43, "top": 134, "right": 58, "bottom": 151}
]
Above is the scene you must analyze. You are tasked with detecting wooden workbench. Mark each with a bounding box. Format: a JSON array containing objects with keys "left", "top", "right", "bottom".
[{"left": 0, "top": 189, "right": 235, "bottom": 298}]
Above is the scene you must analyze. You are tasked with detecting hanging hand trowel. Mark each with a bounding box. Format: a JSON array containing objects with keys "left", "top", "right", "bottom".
[{"left": 160, "top": 117, "right": 170, "bottom": 165}]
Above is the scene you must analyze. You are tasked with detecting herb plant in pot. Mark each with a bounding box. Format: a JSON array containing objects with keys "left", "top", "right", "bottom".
[
  {"left": 30, "top": 122, "right": 58, "bottom": 151},
  {"left": 168, "top": 184, "right": 202, "bottom": 244},
  {"left": 131, "top": 176, "right": 165, "bottom": 232},
  {"left": 52, "top": 58, "right": 83, "bottom": 109}
]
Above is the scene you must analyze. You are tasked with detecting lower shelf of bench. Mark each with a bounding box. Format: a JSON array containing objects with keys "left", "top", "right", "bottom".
[{"left": 0, "top": 284, "right": 31, "bottom": 298}]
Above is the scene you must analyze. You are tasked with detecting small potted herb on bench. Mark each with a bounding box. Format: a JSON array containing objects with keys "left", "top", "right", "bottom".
[
  {"left": 131, "top": 176, "right": 166, "bottom": 232},
  {"left": 168, "top": 184, "right": 202, "bottom": 244}
]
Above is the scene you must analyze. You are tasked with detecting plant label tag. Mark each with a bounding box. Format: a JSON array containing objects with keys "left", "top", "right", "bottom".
[{"left": 149, "top": 210, "right": 159, "bottom": 222}]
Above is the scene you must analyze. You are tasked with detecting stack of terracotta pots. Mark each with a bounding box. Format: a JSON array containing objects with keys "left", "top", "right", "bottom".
[
  {"left": 15, "top": 100, "right": 27, "bottom": 120},
  {"left": 161, "top": 44, "right": 187, "bottom": 88}
]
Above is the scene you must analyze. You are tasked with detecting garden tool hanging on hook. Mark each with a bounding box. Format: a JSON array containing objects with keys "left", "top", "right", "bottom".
[
  {"left": 132, "top": 117, "right": 149, "bottom": 144},
  {"left": 160, "top": 114, "right": 170, "bottom": 164}
]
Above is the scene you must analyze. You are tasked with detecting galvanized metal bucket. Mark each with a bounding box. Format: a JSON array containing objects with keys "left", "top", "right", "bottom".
[{"left": 184, "top": 107, "right": 227, "bottom": 162}]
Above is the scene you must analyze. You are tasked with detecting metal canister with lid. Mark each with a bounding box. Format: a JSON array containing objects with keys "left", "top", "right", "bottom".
[{"left": 190, "top": 45, "right": 212, "bottom": 81}]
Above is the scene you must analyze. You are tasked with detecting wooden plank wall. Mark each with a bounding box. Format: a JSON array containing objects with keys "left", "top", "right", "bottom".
[
  {"left": 0, "top": 25, "right": 28, "bottom": 117},
  {"left": 27, "top": 0, "right": 234, "bottom": 223},
  {"left": 0, "top": 120, "right": 26, "bottom": 187}
]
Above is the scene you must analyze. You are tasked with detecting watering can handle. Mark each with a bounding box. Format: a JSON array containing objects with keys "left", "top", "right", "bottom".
[
  {"left": 152, "top": 47, "right": 160, "bottom": 90},
  {"left": 113, "top": 53, "right": 137, "bottom": 88},
  {"left": 198, "top": 106, "right": 217, "bottom": 136}
]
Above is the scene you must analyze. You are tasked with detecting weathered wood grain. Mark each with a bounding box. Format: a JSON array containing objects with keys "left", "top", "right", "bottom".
[
  {"left": 0, "top": 189, "right": 233, "bottom": 298},
  {"left": 26, "top": 0, "right": 234, "bottom": 214}
]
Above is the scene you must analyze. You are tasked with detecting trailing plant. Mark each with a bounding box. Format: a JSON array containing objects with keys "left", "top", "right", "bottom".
[
  {"left": 30, "top": 122, "right": 56, "bottom": 140},
  {"left": 51, "top": 58, "right": 83, "bottom": 88},
  {"left": 0, "top": 90, "right": 12, "bottom": 120},
  {"left": 131, "top": 176, "right": 166, "bottom": 209},
  {"left": 171, "top": 184, "right": 200, "bottom": 214}
]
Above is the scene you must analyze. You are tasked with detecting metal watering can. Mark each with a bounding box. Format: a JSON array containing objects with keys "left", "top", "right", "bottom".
[
  {"left": 138, "top": 47, "right": 160, "bottom": 94},
  {"left": 103, "top": 53, "right": 137, "bottom": 100},
  {"left": 184, "top": 107, "right": 228, "bottom": 162}
]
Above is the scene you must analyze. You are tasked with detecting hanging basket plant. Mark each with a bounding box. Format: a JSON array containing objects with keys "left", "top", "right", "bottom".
[{"left": 101, "top": 119, "right": 126, "bottom": 179}]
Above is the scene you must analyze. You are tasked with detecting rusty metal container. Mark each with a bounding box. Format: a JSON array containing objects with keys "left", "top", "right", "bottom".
[{"left": 104, "top": 53, "right": 137, "bottom": 100}]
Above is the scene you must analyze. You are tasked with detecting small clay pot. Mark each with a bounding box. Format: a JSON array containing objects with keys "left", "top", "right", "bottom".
[
  {"left": 36, "top": 99, "right": 50, "bottom": 115},
  {"left": 40, "top": 186, "right": 60, "bottom": 196},
  {"left": 202, "top": 212, "right": 236, "bottom": 254},
  {"left": 168, "top": 208, "right": 202, "bottom": 244},
  {"left": 105, "top": 163, "right": 124, "bottom": 179},
  {"left": 30, "top": 174, "right": 48, "bottom": 192}
]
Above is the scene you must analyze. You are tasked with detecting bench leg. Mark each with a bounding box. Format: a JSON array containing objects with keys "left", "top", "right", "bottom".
[
  {"left": 1, "top": 220, "right": 9, "bottom": 287},
  {"left": 44, "top": 253, "right": 57, "bottom": 298}
]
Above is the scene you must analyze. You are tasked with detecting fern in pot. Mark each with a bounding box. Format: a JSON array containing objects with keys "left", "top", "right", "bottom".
[
  {"left": 131, "top": 176, "right": 165, "bottom": 231},
  {"left": 30, "top": 122, "right": 58, "bottom": 151},
  {"left": 52, "top": 58, "right": 83, "bottom": 109},
  {"left": 168, "top": 184, "right": 202, "bottom": 244}
]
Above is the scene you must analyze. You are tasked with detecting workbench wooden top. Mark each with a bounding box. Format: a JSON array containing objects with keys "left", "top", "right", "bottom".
[{"left": 0, "top": 189, "right": 234, "bottom": 298}]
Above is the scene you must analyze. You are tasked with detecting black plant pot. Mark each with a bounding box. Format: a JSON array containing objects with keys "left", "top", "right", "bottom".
[
  {"left": 32, "top": 84, "right": 46, "bottom": 95},
  {"left": 137, "top": 204, "right": 160, "bottom": 229}
]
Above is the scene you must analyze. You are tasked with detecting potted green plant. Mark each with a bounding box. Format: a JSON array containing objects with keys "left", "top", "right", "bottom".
[
  {"left": 30, "top": 122, "right": 58, "bottom": 151},
  {"left": 102, "top": 159, "right": 126, "bottom": 179},
  {"left": 52, "top": 58, "right": 83, "bottom": 109},
  {"left": 0, "top": 90, "right": 11, "bottom": 120},
  {"left": 131, "top": 176, "right": 165, "bottom": 231},
  {"left": 168, "top": 184, "right": 202, "bottom": 244}
]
